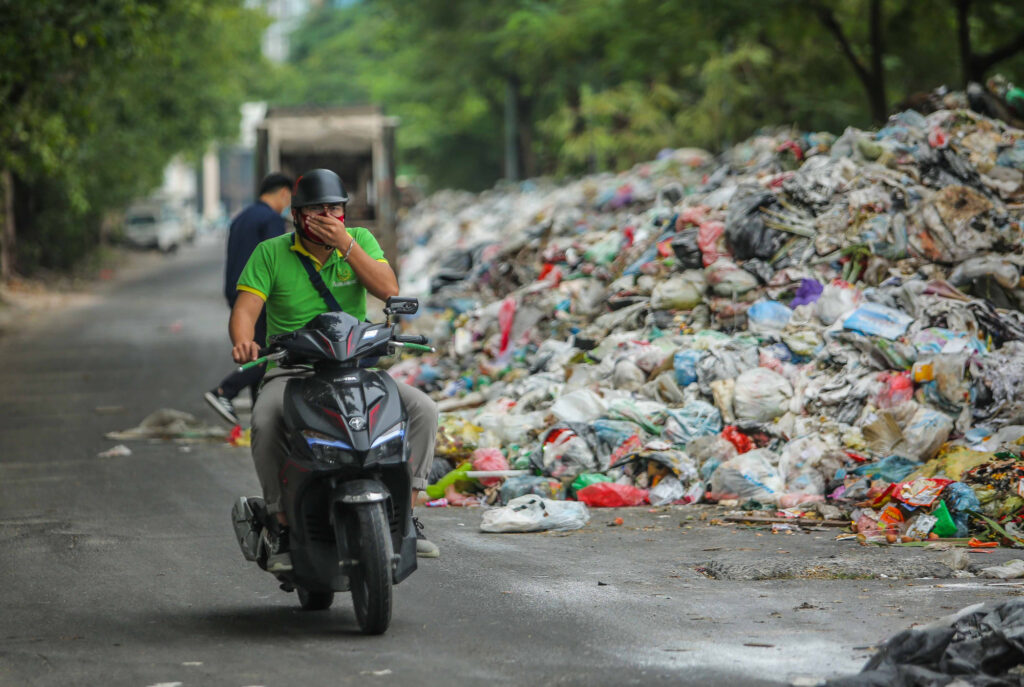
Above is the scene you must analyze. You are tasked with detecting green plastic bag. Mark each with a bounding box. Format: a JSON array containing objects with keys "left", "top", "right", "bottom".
[
  {"left": 932, "top": 500, "right": 958, "bottom": 538},
  {"left": 572, "top": 473, "right": 612, "bottom": 493}
]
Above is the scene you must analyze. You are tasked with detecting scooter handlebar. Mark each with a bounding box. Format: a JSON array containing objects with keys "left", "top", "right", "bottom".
[{"left": 394, "top": 334, "right": 428, "bottom": 345}]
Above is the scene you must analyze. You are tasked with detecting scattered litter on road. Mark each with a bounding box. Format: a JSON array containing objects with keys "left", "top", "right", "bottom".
[
  {"left": 97, "top": 444, "right": 132, "bottom": 458},
  {"left": 106, "top": 409, "right": 229, "bottom": 442}
]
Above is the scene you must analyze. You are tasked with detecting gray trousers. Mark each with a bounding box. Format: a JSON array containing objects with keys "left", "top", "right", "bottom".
[{"left": 251, "top": 367, "right": 438, "bottom": 514}]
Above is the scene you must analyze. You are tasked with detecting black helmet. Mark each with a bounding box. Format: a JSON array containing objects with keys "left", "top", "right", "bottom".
[{"left": 292, "top": 169, "right": 349, "bottom": 207}]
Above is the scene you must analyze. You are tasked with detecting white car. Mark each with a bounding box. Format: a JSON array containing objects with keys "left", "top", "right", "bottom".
[{"left": 122, "top": 204, "right": 190, "bottom": 252}]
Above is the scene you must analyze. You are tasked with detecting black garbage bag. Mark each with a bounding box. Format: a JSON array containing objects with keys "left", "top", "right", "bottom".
[
  {"left": 670, "top": 228, "right": 702, "bottom": 269},
  {"left": 828, "top": 599, "right": 1024, "bottom": 687},
  {"left": 742, "top": 258, "right": 775, "bottom": 284},
  {"left": 724, "top": 187, "right": 786, "bottom": 261}
]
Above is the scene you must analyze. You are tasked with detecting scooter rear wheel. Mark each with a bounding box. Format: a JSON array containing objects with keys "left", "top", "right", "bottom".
[
  {"left": 297, "top": 587, "right": 334, "bottom": 611},
  {"left": 348, "top": 502, "right": 393, "bottom": 635}
]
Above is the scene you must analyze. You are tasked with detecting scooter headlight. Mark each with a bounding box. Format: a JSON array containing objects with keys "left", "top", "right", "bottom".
[
  {"left": 302, "top": 430, "right": 355, "bottom": 467},
  {"left": 367, "top": 422, "right": 405, "bottom": 464}
]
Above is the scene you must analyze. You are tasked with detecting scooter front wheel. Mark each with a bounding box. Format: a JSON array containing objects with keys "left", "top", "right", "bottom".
[
  {"left": 297, "top": 586, "right": 334, "bottom": 611},
  {"left": 347, "top": 502, "right": 393, "bottom": 635}
]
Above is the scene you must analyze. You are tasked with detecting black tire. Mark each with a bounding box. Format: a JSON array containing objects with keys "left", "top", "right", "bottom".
[
  {"left": 297, "top": 587, "right": 334, "bottom": 611},
  {"left": 349, "top": 503, "right": 393, "bottom": 635}
]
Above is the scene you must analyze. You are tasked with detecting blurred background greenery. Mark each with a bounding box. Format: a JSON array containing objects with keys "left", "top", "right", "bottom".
[{"left": 2, "top": 0, "right": 1022, "bottom": 276}]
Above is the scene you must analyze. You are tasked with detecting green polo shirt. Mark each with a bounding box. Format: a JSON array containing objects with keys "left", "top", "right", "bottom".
[{"left": 236, "top": 230, "right": 389, "bottom": 336}]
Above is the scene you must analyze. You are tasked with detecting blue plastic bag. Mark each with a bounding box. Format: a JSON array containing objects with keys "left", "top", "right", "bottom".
[
  {"left": 673, "top": 349, "right": 705, "bottom": 387},
  {"left": 842, "top": 302, "right": 914, "bottom": 340},
  {"left": 663, "top": 401, "right": 723, "bottom": 446},
  {"left": 851, "top": 455, "right": 920, "bottom": 482},
  {"left": 747, "top": 300, "right": 792, "bottom": 335},
  {"left": 943, "top": 481, "right": 982, "bottom": 538}
]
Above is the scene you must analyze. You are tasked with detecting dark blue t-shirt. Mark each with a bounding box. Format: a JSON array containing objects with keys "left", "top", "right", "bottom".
[{"left": 223, "top": 200, "right": 287, "bottom": 306}]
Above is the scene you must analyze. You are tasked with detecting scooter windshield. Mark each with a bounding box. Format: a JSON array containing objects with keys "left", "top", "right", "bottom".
[{"left": 275, "top": 311, "right": 389, "bottom": 363}]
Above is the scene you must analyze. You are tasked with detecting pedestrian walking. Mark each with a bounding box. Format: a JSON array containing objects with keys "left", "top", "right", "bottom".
[{"left": 204, "top": 172, "right": 293, "bottom": 426}]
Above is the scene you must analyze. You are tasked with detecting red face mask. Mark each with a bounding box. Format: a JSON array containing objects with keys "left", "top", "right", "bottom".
[{"left": 295, "top": 208, "right": 344, "bottom": 245}]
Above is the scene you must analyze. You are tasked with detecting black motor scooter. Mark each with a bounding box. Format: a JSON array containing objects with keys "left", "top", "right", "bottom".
[{"left": 231, "top": 296, "right": 431, "bottom": 634}]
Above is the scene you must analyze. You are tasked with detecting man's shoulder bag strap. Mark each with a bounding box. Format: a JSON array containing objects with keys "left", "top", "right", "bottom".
[{"left": 296, "top": 252, "right": 342, "bottom": 312}]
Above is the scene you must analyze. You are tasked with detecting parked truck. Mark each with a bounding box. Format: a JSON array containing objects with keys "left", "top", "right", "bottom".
[{"left": 255, "top": 105, "right": 399, "bottom": 268}]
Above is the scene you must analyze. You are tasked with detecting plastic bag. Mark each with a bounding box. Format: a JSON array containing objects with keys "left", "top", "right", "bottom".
[
  {"left": 572, "top": 473, "right": 612, "bottom": 493},
  {"left": 709, "top": 449, "right": 785, "bottom": 503},
  {"left": 777, "top": 435, "right": 841, "bottom": 496},
  {"left": 651, "top": 276, "right": 703, "bottom": 310},
  {"left": 816, "top": 280, "right": 862, "bottom": 325},
  {"left": 471, "top": 448, "right": 510, "bottom": 487},
  {"left": 722, "top": 425, "right": 753, "bottom": 454},
  {"left": 851, "top": 455, "right": 920, "bottom": 483},
  {"left": 662, "top": 401, "right": 723, "bottom": 445},
  {"left": 500, "top": 475, "right": 564, "bottom": 504},
  {"left": 875, "top": 371, "right": 914, "bottom": 409},
  {"left": 902, "top": 407, "right": 954, "bottom": 461},
  {"left": 842, "top": 302, "right": 914, "bottom": 340},
  {"left": 894, "top": 478, "right": 953, "bottom": 508},
  {"left": 673, "top": 349, "right": 705, "bottom": 387},
  {"left": 576, "top": 482, "right": 649, "bottom": 507},
  {"left": 706, "top": 259, "right": 760, "bottom": 297},
  {"left": 789, "top": 279, "right": 824, "bottom": 307},
  {"left": 942, "top": 482, "right": 981, "bottom": 538},
  {"left": 542, "top": 427, "right": 599, "bottom": 479},
  {"left": 697, "top": 220, "right": 726, "bottom": 267},
  {"left": 732, "top": 367, "right": 793, "bottom": 422},
  {"left": 747, "top": 300, "right": 792, "bottom": 336},
  {"left": 649, "top": 475, "right": 685, "bottom": 506},
  {"left": 550, "top": 389, "right": 608, "bottom": 424},
  {"left": 724, "top": 187, "right": 785, "bottom": 261},
  {"left": 480, "top": 495, "right": 590, "bottom": 533},
  {"left": 670, "top": 228, "right": 702, "bottom": 269}
]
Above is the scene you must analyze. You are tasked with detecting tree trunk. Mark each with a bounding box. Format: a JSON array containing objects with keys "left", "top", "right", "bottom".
[
  {"left": 504, "top": 77, "right": 520, "bottom": 182},
  {"left": 955, "top": 0, "right": 1024, "bottom": 85},
  {"left": 866, "top": 0, "right": 887, "bottom": 123},
  {"left": 954, "top": 0, "right": 975, "bottom": 85},
  {"left": 1, "top": 169, "right": 15, "bottom": 281},
  {"left": 816, "top": 1, "right": 888, "bottom": 124},
  {"left": 516, "top": 91, "right": 535, "bottom": 180}
]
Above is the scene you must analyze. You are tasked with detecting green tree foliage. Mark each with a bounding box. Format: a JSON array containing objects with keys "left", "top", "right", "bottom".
[
  {"left": 279, "top": 0, "right": 1024, "bottom": 194},
  {"left": 0, "top": 0, "right": 268, "bottom": 275}
]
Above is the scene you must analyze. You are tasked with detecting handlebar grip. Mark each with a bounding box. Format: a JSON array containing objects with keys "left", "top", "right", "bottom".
[{"left": 394, "top": 334, "right": 428, "bottom": 345}]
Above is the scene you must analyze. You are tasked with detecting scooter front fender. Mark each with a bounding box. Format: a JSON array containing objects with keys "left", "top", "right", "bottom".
[{"left": 334, "top": 478, "right": 389, "bottom": 505}]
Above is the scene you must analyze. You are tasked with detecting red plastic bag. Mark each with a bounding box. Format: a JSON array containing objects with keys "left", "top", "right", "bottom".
[
  {"left": 498, "top": 297, "right": 517, "bottom": 355},
  {"left": 471, "top": 447, "right": 509, "bottom": 487},
  {"left": 576, "top": 482, "right": 649, "bottom": 508},
  {"left": 894, "top": 478, "right": 953, "bottom": 508},
  {"left": 722, "top": 425, "right": 753, "bottom": 454}
]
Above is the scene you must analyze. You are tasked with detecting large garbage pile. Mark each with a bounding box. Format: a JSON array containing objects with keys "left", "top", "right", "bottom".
[{"left": 393, "top": 102, "right": 1024, "bottom": 543}]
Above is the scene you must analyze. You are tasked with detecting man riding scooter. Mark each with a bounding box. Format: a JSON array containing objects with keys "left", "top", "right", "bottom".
[{"left": 228, "top": 168, "right": 440, "bottom": 570}]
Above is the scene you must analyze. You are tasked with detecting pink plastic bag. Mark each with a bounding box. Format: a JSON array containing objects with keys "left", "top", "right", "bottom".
[
  {"left": 876, "top": 371, "right": 913, "bottom": 409},
  {"left": 697, "top": 220, "right": 726, "bottom": 267},
  {"left": 472, "top": 447, "right": 509, "bottom": 487},
  {"left": 498, "top": 297, "right": 517, "bottom": 355},
  {"left": 576, "top": 482, "right": 649, "bottom": 507}
]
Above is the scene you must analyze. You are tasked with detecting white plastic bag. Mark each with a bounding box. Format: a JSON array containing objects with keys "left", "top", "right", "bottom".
[
  {"left": 901, "top": 407, "right": 954, "bottom": 461},
  {"left": 550, "top": 389, "right": 608, "bottom": 424},
  {"left": 816, "top": 281, "right": 862, "bottom": 325},
  {"left": 479, "top": 495, "right": 590, "bottom": 533},
  {"left": 732, "top": 367, "right": 793, "bottom": 422},
  {"left": 649, "top": 475, "right": 685, "bottom": 506},
  {"left": 709, "top": 449, "right": 785, "bottom": 503}
]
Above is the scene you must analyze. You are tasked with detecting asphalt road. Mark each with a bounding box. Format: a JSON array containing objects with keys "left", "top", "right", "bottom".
[{"left": 1, "top": 240, "right": 1020, "bottom": 687}]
